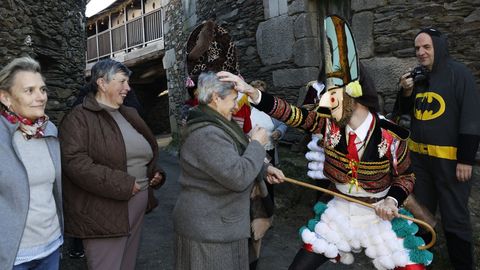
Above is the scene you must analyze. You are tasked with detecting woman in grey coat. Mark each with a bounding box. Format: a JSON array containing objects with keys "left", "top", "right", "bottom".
[
  {"left": 0, "top": 57, "right": 63, "bottom": 269},
  {"left": 173, "top": 72, "right": 284, "bottom": 270}
]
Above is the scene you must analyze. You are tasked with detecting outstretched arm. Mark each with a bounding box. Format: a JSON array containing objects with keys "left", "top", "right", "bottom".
[{"left": 218, "top": 71, "right": 331, "bottom": 134}]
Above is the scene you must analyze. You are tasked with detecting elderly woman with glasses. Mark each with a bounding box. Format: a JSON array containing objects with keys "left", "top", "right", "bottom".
[
  {"left": 0, "top": 57, "right": 63, "bottom": 269},
  {"left": 173, "top": 71, "right": 284, "bottom": 270},
  {"left": 59, "top": 59, "right": 165, "bottom": 270}
]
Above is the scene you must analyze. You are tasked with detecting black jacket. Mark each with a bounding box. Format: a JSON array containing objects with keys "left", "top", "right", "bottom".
[{"left": 396, "top": 32, "right": 480, "bottom": 164}]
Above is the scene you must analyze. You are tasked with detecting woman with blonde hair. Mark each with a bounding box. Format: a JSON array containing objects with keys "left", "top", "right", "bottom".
[{"left": 0, "top": 56, "right": 63, "bottom": 269}]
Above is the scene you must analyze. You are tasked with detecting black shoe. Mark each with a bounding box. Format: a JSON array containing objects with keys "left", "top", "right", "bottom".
[{"left": 68, "top": 250, "right": 85, "bottom": 259}]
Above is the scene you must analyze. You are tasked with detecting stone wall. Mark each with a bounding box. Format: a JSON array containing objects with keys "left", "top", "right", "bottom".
[
  {"left": 0, "top": 0, "right": 86, "bottom": 124},
  {"left": 162, "top": 0, "right": 188, "bottom": 134},
  {"left": 164, "top": 0, "right": 480, "bottom": 135},
  {"left": 351, "top": 0, "right": 480, "bottom": 113},
  {"left": 163, "top": 0, "right": 326, "bottom": 135}
]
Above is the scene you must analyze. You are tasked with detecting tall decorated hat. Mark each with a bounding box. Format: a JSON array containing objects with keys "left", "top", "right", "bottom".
[
  {"left": 322, "top": 15, "right": 379, "bottom": 113},
  {"left": 323, "top": 15, "right": 359, "bottom": 89}
]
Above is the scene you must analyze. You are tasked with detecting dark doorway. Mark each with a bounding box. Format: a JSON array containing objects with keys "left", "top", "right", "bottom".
[{"left": 129, "top": 62, "right": 170, "bottom": 135}]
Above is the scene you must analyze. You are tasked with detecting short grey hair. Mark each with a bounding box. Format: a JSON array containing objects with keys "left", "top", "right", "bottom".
[
  {"left": 197, "top": 72, "right": 235, "bottom": 104},
  {"left": 0, "top": 56, "right": 42, "bottom": 93},
  {"left": 89, "top": 59, "right": 132, "bottom": 93}
]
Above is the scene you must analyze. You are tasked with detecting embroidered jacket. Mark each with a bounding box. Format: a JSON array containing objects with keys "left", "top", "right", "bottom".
[{"left": 255, "top": 92, "right": 414, "bottom": 205}]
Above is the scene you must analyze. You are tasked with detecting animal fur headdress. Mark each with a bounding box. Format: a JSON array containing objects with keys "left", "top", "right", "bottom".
[{"left": 185, "top": 20, "right": 239, "bottom": 87}]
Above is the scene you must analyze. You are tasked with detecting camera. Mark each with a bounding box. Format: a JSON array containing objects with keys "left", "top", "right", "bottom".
[{"left": 408, "top": 66, "right": 429, "bottom": 82}]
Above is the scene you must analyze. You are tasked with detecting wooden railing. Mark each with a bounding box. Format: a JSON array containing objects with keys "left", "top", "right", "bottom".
[{"left": 86, "top": 8, "right": 163, "bottom": 62}]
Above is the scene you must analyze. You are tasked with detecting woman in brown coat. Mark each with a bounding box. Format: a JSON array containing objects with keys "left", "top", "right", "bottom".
[{"left": 59, "top": 59, "right": 165, "bottom": 270}]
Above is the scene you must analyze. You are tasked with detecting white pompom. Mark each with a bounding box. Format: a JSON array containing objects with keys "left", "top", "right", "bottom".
[
  {"left": 371, "top": 235, "right": 383, "bottom": 245},
  {"left": 321, "top": 213, "right": 332, "bottom": 224},
  {"left": 308, "top": 161, "right": 324, "bottom": 171},
  {"left": 378, "top": 256, "right": 395, "bottom": 269},
  {"left": 337, "top": 240, "right": 351, "bottom": 252},
  {"left": 301, "top": 230, "right": 316, "bottom": 244},
  {"left": 381, "top": 230, "right": 396, "bottom": 242},
  {"left": 368, "top": 224, "right": 381, "bottom": 236},
  {"left": 392, "top": 251, "right": 408, "bottom": 266},
  {"left": 350, "top": 239, "right": 361, "bottom": 250},
  {"left": 314, "top": 224, "right": 338, "bottom": 246},
  {"left": 365, "top": 247, "right": 377, "bottom": 258},
  {"left": 305, "top": 151, "right": 324, "bottom": 162},
  {"left": 314, "top": 222, "right": 329, "bottom": 236},
  {"left": 376, "top": 246, "right": 390, "bottom": 257},
  {"left": 339, "top": 252, "right": 354, "bottom": 264},
  {"left": 324, "top": 207, "right": 337, "bottom": 218},
  {"left": 312, "top": 238, "right": 327, "bottom": 254},
  {"left": 324, "top": 244, "right": 338, "bottom": 258},
  {"left": 326, "top": 230, "right": 341, "bottom": 244},
  {"left": 308, "top": 169, "right": 326, "bottom": 180},
  {"left": 386, "top": 239, "right": 400, "bottom": 251},
  {"left": 341, "top": 226, "right": 354, "bottom": 240},
  {"left": 307, "top": 170, "right": 319, "bottom": 179},
  {"left": 307, "top": 137, "right": 320, "bottom": 151},
  {"left": 372, "top": 258, "right": 388, "bottom": 270},
  {"left": 383, "top": 220, "right": 393, "bottom": 231},
  {"left": 359, "top": 231, "right": 370, "bottom": 247}
]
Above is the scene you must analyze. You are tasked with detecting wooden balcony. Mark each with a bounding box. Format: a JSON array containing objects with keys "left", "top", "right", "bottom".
[{"left": 86, "top": 6, "right": 163, "bottom": 64}]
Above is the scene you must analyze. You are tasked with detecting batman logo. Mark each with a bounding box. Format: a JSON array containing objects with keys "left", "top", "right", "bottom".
[{"left": 414, "top": 92, "right": 445, "bottom": 121}]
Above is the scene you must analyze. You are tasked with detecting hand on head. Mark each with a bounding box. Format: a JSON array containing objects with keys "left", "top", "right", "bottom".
[{"left": 217, "top": 71, "right": 260, "bottom": 101}]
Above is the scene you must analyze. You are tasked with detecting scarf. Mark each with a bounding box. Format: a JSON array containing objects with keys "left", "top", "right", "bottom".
[
  {"left": 186, "top": 104, "right": 249, "bottom": 152},
  {"left": 1, "top": 109, "right": 49, "bottom": 140},
  {"left": 186, "top": 104, "right": 274, "bottom": 261}
]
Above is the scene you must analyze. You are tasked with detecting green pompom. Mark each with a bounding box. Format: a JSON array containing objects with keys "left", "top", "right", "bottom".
[
  {"left": 313, "top": 202, "right": 328, "bottom": 216},
  {"left": 399, "top": 208, "right": 414, "bottom": 217},
  {"left": 392, "top": 210, "right": 419, "bottom": 238},
  {"left": 409, "top": 249, "right": 434, "bottom": 265},
  {"left": 392, "top": 217, "right": 408, "bottom": 230},
  {"left": 403, "top": 235, "right": 425, "bottom": 249},
  {"left": 391, "top": 217, "right": 409, "bottom": 236},
  {"left": 307, "top": 218, "right": 319, "bottom": 231},
  {"left": 407, "top": 222, "right": 419, "bottom": 235}
]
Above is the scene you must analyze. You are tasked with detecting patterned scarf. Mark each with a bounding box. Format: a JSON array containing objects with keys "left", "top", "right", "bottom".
[{"left": 1, "top": 109, "right": 49, "bottom": 140}]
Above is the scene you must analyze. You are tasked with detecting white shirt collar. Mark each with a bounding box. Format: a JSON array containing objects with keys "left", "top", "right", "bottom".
[{"left": 346, "top": 112, "right": 373, "bottom": 142}]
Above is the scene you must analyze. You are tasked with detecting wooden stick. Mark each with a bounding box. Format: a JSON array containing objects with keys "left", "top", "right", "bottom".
[{"left": 283, "top": 177, "right": 436, "bottom": 250}]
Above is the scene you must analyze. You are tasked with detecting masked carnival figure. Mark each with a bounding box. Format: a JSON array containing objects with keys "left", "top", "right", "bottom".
[{"left": 219, "top": 15, "right": 433, "bottom": 270}]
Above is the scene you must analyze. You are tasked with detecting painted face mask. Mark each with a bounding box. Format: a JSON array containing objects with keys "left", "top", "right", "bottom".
[{"left": 319, "top": 85, "right": 355, "bottom": 127}]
